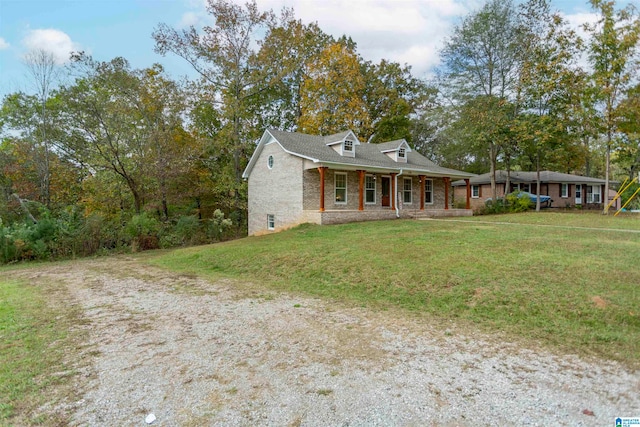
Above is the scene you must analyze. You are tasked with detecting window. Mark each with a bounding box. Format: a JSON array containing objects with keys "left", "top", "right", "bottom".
[
  {"left": 365, "top": 175, "right": 376, "bottom": 204},
  {"left": 424, "top": 179, "right": 433, "bottom": 204},
  {"left": 587, "top": 185, "right": 601, "bottom": 203},
  {"left": 398, "top": 148, "right": 406, "bottom": 158},
  {"left": 267, "top": 155, "right": 274, "bottom": 169},
  {"left": 343, "top": 140, "right": 353, "bottom": 152},
  {"left": 561, "top": 183, "right": 568, "bottom": 198},
  {"left": 472, "top": 185, "right": 480, "bottom": 198},
  {"left": 403, "top": 178, "right": 412, "bottom": 204},
  {"left": 335, "top": 172, "right": 347, "bottom": 203},
  {"left": 267, "top": 214, "right": 275, "bottom": 230}
]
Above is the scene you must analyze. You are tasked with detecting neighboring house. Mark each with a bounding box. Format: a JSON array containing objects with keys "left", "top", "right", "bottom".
[
  {"left": 242, "top": 129, "right": 475, "bottom": 235},
  {"left": 452, "top": 170, "right": 615, "bottom": 211}
]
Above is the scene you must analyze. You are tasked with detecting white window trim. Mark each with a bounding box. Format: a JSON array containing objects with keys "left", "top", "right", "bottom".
[
  {"left": 403, "top": 177, "right": 412, "bottom": 204},
  {"left": 587, "top": 185, "right": 601, "bottom": 203},
  {"left": 365, "top": 174, "right": 376, "bottom": 204},
  {"left": 267, "top": 214, "right": 275, "bottom": 230},
  {"left": 335, "top": 172, "right": 347, "bottom": 204},
  {"left": 471, "top": 185, "right": 480, "bottom": 199},
  {"left": 343, "top": 140, "right": 353, "bottom": 152},
  {"left": 267, "top": 155, "right": 274, "bottom": 169},
  {"left": 424, "top": 178, "right": 434, "bottom": 205},
  {"left": 561, "top": 183, "right": 568, "bottom": 198}
]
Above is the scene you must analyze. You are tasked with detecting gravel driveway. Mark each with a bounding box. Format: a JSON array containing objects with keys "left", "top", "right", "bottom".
[{"left": 18, "top": 256, "right": 640, "bottom": 426}]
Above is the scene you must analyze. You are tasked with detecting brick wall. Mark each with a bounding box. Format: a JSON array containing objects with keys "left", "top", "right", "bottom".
[{"left": 247, "top": 141, "right": 305, "bottom": 235}]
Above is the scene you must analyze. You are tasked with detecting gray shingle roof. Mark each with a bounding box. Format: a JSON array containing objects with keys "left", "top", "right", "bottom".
[
  {"left": 451, "top": 170, "right": 608, "bottom": 186},
  {"left": 254, "top": 129, "right": 473, "bottom": 178}
]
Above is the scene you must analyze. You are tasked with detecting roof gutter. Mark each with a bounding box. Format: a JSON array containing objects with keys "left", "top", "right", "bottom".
[{"left": 395, "top": 169, "right": 403, "bottom": 218}]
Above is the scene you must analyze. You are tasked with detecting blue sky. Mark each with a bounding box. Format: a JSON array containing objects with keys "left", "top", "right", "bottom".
[{"left": 0, "top": 0, "right": 634, "bottom": 100}]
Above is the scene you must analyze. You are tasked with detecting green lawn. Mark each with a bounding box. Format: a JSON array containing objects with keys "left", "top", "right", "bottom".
[
  {"left": 0, "top": 277, "right": 83, "bottom": 425},
  {"left": 153, "top": 212, "right": 640, "bottom": 367}
]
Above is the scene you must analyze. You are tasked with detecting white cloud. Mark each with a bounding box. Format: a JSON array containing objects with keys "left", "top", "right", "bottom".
[
  {"left": 0, "top": 37, "right": 9, "bottom": 50},
  {"left": 563, "top": 11, "right": 599, "bottom": 40},
  {"left": 253, "top": 0, "right": 473, "bottom": 76},
  {"left": 22, "top": 28, "right": 81, "bottom": 64},
  {"left": 179, "top": 11, "right": 201, "bottom": 28},
  {"left": 179, "top": 0, "right": 482, "bottom": 77}
]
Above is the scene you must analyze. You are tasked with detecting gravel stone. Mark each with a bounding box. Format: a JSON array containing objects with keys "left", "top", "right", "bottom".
[{"left": 14, "top": 256, "right": 640, "bottom": 426}]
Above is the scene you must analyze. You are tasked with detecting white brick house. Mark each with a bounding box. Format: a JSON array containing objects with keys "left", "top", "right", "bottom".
[{"left": 242, "top": 129, "right": 475, "bottom": 235}]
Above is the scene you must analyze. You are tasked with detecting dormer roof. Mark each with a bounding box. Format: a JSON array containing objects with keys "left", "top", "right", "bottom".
[
  {"left": 323, "top": 130, "right": 360, "bottom": 146},
  {"left": 377, "top": 139, "right": 412, "bottom": 154}
]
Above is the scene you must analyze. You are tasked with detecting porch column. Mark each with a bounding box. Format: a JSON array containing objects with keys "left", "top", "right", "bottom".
[
  {"left": 443, "top": 177, "right": 450, "bottom": 210},
  {"left": 357, "top": 170, "right": 365, "bottom": 211},
  {"left": 465, "top": 178, "right": 471, "bottom": 210},
  {"left": 419, "top": 175, "right": 425, "bottom": 210},
  {"left": 390, "top": 173, "right": 397, "bottom": 210},
  {"left": 318, "top": 167, "right": 327, "bottom": 212}
]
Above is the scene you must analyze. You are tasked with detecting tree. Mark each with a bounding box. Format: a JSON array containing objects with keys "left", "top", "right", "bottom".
[
  {"left": 516, "top": 0, "right": 584, "bottom": 210},
  {"left": 153, "top": 0, "right": 294, "bottom": 219},
  {"left": 136, "top": 65, "right": 193, "bottom": 220},
  {"left": 362, "top": 60, "right": 429, "bottom": 143},
  {"left": 57, "top": 55, "right": 190, "bottom": 215},
  {"left": 23, "top": 49, "right": 62, "bottom": 207},
  {"left": 248, "top": 19, "right": 332, "bottom": 131},
  {"left": 298, "top": 42, "right": 370, "bottom": 136},
  {"left": 585, "top": 0, "right": 640, "bottom": 213},
  {"left": 440, "top": 0, "right": 520, "bottom": 201},
  {"left": 616, "top": 83, "right": 640, "bottom": 180}
]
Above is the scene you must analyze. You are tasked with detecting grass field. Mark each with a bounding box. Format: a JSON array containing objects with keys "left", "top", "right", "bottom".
[
  {"left": 0, "top": 276, "right": 84, "bottom": 425},
  {"left": 153, "top": 212, "right": 640, "bottom": 367}
]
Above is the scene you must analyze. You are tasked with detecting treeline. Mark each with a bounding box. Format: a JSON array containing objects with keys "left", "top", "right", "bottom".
[{"left": 1, "top": 0, "right": 640, "bottom": 262}]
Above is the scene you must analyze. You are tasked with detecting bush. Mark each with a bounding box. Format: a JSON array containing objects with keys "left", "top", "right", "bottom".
[
  {"left": 621, "top": 183, "right": 640, "bottom": 210},
  {"left": 125, "top": 213, "right": 160, "bottom": 252},
  {"left": 208, "top": 209, "right": 233, "bottom": 241},
  {"left": 506, "top": 191, "right": 534, "bottom": 212},
  {"left": 483, "top": 198, "right": 508, "bottom": 214},
  {"left": 175, "top": 215, "right": 200, "bottom": 245}
]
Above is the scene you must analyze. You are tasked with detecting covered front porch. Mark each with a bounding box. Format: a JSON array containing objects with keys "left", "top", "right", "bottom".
[{"left": 308, "top": 166, "right": 474, "bottom": 213}]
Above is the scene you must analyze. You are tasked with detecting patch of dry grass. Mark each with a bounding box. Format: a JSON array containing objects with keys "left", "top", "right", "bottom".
[{"left": 0, "top": 278, "right": 88, "bottom": 425}]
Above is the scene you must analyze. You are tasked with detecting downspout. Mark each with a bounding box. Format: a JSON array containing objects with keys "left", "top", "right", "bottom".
[{"left": 395, "top": 169, "right": 403, "bottom": 218}]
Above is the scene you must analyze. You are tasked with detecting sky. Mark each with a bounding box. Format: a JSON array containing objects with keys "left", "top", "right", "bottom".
[{"left": 0, "top": 0, "right": 635, "bottom": 100}]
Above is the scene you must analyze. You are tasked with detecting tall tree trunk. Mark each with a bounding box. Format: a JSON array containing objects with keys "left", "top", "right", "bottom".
[
  {"left": 11, "top": 193, "right": 38, "bottom": 224},
  {"left": 604, "top": 138, "right": 611, "bottom": 214},
  {"left": 505, "top": 151, "right": 511, "bottom": 197},
  {"left": 536, "top": 149, "right": 541, "bottom": 212},
  {"left": 489, "top": 142, "right": 498, "bottom": 202}
]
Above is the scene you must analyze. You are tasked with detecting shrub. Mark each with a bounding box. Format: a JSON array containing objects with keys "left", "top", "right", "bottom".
[
  {"left": 175, "top": 215, "right": 200, "bottom": 245},
  {"left": 483, "top": 198, "right": 508, "bottom": 214},
  {"left": 125, "top": 213, "right": 160, "bottom": 252},
  {"left": 506, "top": 191, "right": 534, "bottom": 212},
  {"left": 208, "top": 209, "right": 233, "bottom": 241}
]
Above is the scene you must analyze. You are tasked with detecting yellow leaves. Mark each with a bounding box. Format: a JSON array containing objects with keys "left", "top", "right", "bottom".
[{"left": 298, "top": 42, "right": 370, "bottom": 136}]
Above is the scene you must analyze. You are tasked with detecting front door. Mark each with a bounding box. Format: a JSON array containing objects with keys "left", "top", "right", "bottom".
[
  {"left": 381, "top": 177, "right": 391, "bottom": 207},
  {"left": 575, "top": 184, "right": 582, "bottom": 205}
]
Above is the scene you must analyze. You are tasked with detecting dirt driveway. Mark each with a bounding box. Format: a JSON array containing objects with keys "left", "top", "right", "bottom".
[{"left": 12, "top": 255, "right": 640, "bottom": 426}]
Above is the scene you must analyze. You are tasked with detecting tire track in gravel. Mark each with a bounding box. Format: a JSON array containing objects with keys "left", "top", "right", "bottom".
[{"left": 12, "top": 255, "right": 640, "bottom": 426}]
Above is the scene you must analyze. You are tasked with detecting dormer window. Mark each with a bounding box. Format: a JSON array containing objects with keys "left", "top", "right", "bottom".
[
  {"left": 344, "top": 140, "right": 353, "bottom": 152},
  {"left": 325, "top": 131, "right": 359, "bottom": 157},
  {"left": 398, "top": 148, "right": 405, "bottom": 158}
]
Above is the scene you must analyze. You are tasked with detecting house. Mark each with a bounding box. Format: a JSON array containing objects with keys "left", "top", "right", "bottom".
[
  {"left": 242, "top": 129, "right": 475, "bottom": 235},
  {"left": 451, "top": 170, "right": 615, "bottom": 211}
]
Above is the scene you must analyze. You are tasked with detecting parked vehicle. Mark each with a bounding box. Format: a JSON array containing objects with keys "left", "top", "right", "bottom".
[{"left": 486, "top": 191, "right": 553, "bottom": 208}]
